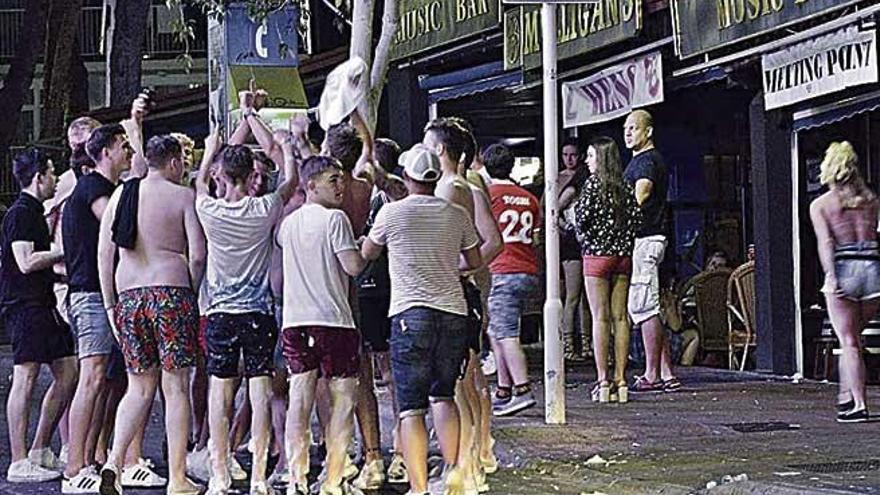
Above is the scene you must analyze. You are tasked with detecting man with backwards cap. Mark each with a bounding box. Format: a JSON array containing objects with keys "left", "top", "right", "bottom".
[{"left": 362, "top": 144, "right": 482, "bottom": 495}]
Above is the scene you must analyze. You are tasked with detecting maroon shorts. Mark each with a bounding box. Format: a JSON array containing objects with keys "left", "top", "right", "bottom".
[
  {"left": 281, "top": 326, "right": 361, "bottom": 379},
  {"left": 583, "top": 255, "right": 633, "bottom": 279},
  {"left": 198, "top": 316, "right": 208, "bottom": 356}
]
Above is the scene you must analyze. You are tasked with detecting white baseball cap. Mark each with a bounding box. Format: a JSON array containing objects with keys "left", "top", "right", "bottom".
[{"left": 399, "top": 144, "right": 441, "bottom": 183}]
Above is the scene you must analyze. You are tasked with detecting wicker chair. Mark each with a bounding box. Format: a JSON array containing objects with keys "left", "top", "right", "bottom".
[
  {"left": 727, "top": 261, "right": 756, "bottom": 371},
  {"left": 685, "top": 268, "right": 733, "bottom": 357}
]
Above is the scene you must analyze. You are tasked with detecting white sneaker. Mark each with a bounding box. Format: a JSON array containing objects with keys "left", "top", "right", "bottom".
[
  {"left": 286, "top": 481, "right": 309, "bottom": 495},
  {"left": 99, "top": 462, "right": 123, "bottom": 495},
  {"left": 319, "top": 480, "right": 365, "bottom": 495},
  {"left": 343, "top": 454, "right": 358, "bottom": 480},
  {"left": 268, "top": 468, "right": 290, "bottom": 487},
  {"left": 351, "top": 459, "right": 385, "bottom": 490},
  {"left": 207, "top": 475, "right": 231, "bottom": 495},
  {"left": 428, "top": 465, "right": 464, "bottom": 495},
  {"left": 121, "top": 458, "right": 167, "bottom": 488},
  {"left": 387, "top": 453, "right": 408, "bottom": 484},
  {"left": 251, "top": 480, "right": 277, "bottom": 495},
  {"left": 480, "top": 353, "right": 497, "bottom": 376},
  {"left": 228, "top": 455, "right": 248, "bottom": 481},
  {"left": 7, "top": 458, "right": 62, "bottom": 483},
  {"left": 61, "top": 466, "right": 101, "bottom": 493},
  {"left": 29, "top": 447, "right": 64, "bottom": 472},
  {"left": 186, "top": 447, "right": 211, "bottom": 482}
]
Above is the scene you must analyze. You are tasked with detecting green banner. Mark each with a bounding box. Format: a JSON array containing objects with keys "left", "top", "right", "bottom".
[
  {"left": 672, "top": 0, "right": 864, "bottom": 58},
  {"left": 227, "top": 65, "right": 308, "bottom": 132},
  {"left": 504, "top": 0, "right": 643, "bottom": 71},
  {"left": 390, "top": 0, "right": 500, "bottom": 60}
]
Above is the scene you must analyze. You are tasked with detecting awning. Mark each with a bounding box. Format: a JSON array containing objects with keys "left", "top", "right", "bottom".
[
  {"left": 420, "top": 61, "right": 523, "bottom": 104},
  {"left": 667, "top": 66, "right": 728, "bottom": 92},
  {"left": 793, "top": 91, "right": 880, "bottom": 133}
]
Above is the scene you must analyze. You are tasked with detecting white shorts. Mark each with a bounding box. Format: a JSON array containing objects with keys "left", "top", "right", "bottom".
[{"left": 628, "top": 235, "right": 667, "bottom": 325}]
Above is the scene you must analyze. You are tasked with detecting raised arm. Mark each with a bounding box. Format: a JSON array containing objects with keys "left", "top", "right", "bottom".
[
  {"left": 120, "top": 95, "right": 149, "bottom": 178},
  {"left": 275, "top": 135, "right": 300, "bottom": 204},
  {"left": 183, "top": 189, "right": 207, "bottom": 290},
  {"left": 196, "top": 128, "right": 223, "bottom": 197},
  {"left": 289, "top": 114, "right": 315, "bottom": 160}
]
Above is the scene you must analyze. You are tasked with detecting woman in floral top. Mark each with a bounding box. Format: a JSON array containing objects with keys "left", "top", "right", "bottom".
[{"left": 574, "top": 136, "right": 641, "bottom": 404}]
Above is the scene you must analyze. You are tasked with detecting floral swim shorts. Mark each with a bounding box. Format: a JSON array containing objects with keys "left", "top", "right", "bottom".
[{"left": 115, "top": 286, "right": 199, "bottom": 374}]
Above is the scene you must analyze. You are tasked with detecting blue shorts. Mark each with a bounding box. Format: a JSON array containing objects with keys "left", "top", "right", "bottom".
[
  {"left": 69, "top": 291, "right": 115, "bottom": 359},
  {"left": 390, "top": 307, "right": 468, "bottom": 418},
  {"left": 487, "top": 274, "right": 539, "bottom": 341}
]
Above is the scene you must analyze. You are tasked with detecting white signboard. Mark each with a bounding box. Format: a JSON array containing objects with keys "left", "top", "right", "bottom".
[
  {"left": 562, "top": 51, "right": 664, "bottom": 129},
  {"left": 762, "top": 25, "right": 877, "bottom": 111}
]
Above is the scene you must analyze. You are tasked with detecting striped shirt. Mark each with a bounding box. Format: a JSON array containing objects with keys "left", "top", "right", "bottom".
[{"left": 369, "top": 194, "right": 480, "bottom": 317}]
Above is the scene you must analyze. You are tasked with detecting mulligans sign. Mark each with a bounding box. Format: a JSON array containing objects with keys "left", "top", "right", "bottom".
[
  {"left": 762, "top": 25, "right": 878, "bottom": 110},
  {"left": 504, "top": 0, "right": 643, "bottom": 71},
  {"left": 672, "top": 0, "right": 864, "bottom": 58},
  {"left": 390, "top": 0, "right": 500, "bottom": 60}
]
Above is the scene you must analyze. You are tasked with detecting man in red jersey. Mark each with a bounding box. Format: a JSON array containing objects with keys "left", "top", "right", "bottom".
[{"left": 482, "top": 144, "right": 541, "bottom": 417}]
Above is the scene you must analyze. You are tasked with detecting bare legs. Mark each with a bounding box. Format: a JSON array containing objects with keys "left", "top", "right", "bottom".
[
  {"left": 64, "top": 355, "right": 108, "bottom": 478},
  {"left": 640, "top": 316, "right": 672, "bottom": 383},
  {"left": 8, "top": 357, "right": 76, "bottom": 463},
  {"left": 401, "top": 400, "right": 461, "bottom": 494},
  {"left": 354, "top": 354, "right": 382, "bottom": 463},
  {"left": 248, "top": 376, "right": 273, "bottom": 486},
  {"left": 826, "top": 294, "right": 880, "bottom": 410},
  {"left": 562, "top": 260, "right": 588, "bottom": 357},
  {"left": 208, "top": 376, "right": 237, "bottom": 488},
  {"left": 491, "top": 337, "right": 530, "bottom": 390}
]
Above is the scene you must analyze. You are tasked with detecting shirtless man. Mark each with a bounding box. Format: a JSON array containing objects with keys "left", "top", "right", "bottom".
[
  {"left": 423, "top": 118, "right": 503, "bottom": 492},
  {"left": 96, "top": 135, "right": 207, "bottom": 495},
  {"left": 196, "top": 126, "right": 298, "bottom": 495}
]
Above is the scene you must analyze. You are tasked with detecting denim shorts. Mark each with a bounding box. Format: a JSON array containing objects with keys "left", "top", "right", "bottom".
[
  {"left": 390, "top": 307, "right": 468, "bottom": 418},
  {"left": 830, "top": 242, "right": 880, "bottom": 301},
  {"left": 487, "top": 274, "right": 539, "bottom": 341},
  {"left": 69, "top": 291, "right": 115, "bottom": 359}
]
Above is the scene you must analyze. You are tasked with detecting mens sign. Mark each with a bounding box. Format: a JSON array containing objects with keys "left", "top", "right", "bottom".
[
  {"left": 762, "top": 25, "right": 878, "bottom": 110},
  {"left": 561, "top": 50, "right": 663, "bottom": 128}
]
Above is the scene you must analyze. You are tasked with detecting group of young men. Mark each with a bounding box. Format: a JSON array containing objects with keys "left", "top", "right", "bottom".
[{"left": 1, "top": 86, "right": 547, "bottom": 495}]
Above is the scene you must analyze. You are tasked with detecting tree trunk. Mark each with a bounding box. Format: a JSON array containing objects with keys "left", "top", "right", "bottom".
[
  {"left": 0, "top": 0, "right": 49, "bottom": 151},
  {"left": 108, "top": 0, "right": 150, "bottom": 106},
  {"left": 41, "top": 0, "right": 84, "bottom": 140}
]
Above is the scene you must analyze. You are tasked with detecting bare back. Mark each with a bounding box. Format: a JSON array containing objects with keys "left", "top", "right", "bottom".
[
  {"left": 341, "top": 173, "right": 373, "bottom": 235},
  {"left": 814, "top": 190, "right": 880, "bottom": 246},
  {"left": 114, "top": 178, "right": 201, "bottom": 292},
  {"left": 437, "top": 174, "right": 475, "bottom": 220}
]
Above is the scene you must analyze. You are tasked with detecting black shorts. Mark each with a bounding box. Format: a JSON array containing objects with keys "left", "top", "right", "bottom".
[
  {"left": 462, "top": 280, "right": 483, "bottom": 355},
  {"left": 205, "top": 312, "right": 277, "bottom": 378},
  {"left": 6, "top": 305, "right": 75, "bottom": 365},
  {"left": 358, "top": 295, "right": 391, "bottom": 353}
]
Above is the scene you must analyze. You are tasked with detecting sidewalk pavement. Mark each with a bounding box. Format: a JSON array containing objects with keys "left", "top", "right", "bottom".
[{"left": 1, "top": 344, "right": 878, "bottom": 494}]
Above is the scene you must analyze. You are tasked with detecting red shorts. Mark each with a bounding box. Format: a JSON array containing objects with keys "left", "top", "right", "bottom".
[
  {"left": 281, "top": 326, "right": 361, "bottom": 379},
  {"left": 198, "top": 316, "right": 208, "bottom": 356},
  {"left": 583, "top": 255, "right": 633, "bottom": 279}
]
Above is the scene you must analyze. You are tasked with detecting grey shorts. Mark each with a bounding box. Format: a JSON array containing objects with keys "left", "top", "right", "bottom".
[
  {"left": 69, "top": 291, "right": 115, "bottom": 359},
  {"left": 628, "top": 236, "right": 667, "bottom": 326},
  {"left": 487, "top": 273, "right": 539, "bottom": 340},
  {"left": 830, "top": 242, "right": 880, "bottom": 301}
]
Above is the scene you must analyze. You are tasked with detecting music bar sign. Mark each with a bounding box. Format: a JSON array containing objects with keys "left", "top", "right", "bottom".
[
  {"left": 561, "top": 50, "right": 663, "bottom": 128},
  {"left": 390, "top": 0, "right": 500, "bottom": 60},
  {"left": 762, "top": 25, "right": 877, "bottom": 111},
  {"left": 672, "top": 0, "right": 862, "bottom": 59}
]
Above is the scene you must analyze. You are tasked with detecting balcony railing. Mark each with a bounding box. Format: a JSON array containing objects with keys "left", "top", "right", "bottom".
[{"left": 0, "top": 4, "right": 207, "bottom": 61}]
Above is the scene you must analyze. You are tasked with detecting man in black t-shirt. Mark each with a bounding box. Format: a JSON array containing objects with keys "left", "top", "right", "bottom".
[
  {"left": 623, "top": 109, "right": 680, "bottom": 394},
  {"left": 60, "top": 124, "right": 133, "bottom": 490},
  {"left": 2, "top": 149, "right": 76, "bottom": 484}
]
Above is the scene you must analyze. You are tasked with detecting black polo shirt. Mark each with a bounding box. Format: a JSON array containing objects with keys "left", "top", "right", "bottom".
[
  {"left": 0, "top": 192, "right": 56, "bottom": 310},
  {"left": 63, "top": 173, "right": 115, "bottom": 293}
]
